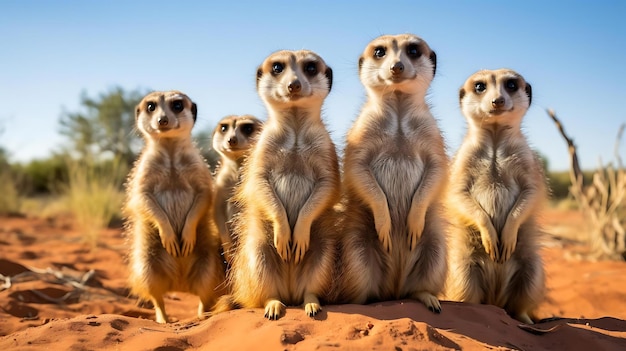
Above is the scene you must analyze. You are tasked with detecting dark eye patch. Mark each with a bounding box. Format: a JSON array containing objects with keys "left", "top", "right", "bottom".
[
  {"left": 304, "top": 61, "right": 318, "bottom": 76},
  {"left": 406, "top": 44, "right": 421, "bottom": 58},
  {"left": 220, "top": 124, "right": 228, "bottom": 133},
  {"left": 373, "top": 46, "right": 386, "bottom": 58},
  {"left": 505, "top": 79, "right": 518, "bottom": 92},
  {"left": 147, "top": 102, "right": 156, "bottom": 112},
  {"left": 272, "top": 62, "right": 284, "bottom": 75},
  {"left": 240, "top": 123, "right": 255, "bottom": 136},
  {"left": 474, "top": 82, "right": 487, "bottom": 93},
  {"left": 171, "top": 100, "right": 184, "bottom": 113}
]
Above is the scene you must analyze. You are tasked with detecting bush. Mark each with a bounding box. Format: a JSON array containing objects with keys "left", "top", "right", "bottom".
[
  {"left": 0, "top": 168, "right": 21, "bottom": 215},
  {"left": 547, "top": 170, "right": 594, "bottom": 200},
  {"left": 60, "top": 156, "right": 127, "bottom": 247}
]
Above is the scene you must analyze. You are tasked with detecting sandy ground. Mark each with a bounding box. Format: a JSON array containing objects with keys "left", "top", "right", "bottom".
[{"left": 1, "top": 209, "right": 625, "bottom": 350}]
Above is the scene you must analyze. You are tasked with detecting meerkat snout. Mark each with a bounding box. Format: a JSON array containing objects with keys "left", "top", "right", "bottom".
[{"left": 391, "top": 61, "right": 404, "bottom": 74}]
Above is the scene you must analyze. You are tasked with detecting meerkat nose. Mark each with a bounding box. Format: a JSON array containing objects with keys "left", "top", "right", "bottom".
[
  {"left": 158, "top": 115, "right": 169, "bottom": 126},
  {"left": 390, "top": 62, "right": 404, "bottom": 75},
  {"left": 288, "top": 79, "right": 302, "bottom": 93},
  {"left": 492, "top": 97, "right": 505, "bottom": 108},
  {"left": 228, "top": 137, "right": 238, "bottom": 146}
]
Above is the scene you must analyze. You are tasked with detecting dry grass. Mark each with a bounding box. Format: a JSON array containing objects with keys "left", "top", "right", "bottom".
[
  {"left": 0, "top": 170, "right": 21, "bottom": 215},
  {"left": 61, "top": 157, "right": 126, "bottom": 247}
]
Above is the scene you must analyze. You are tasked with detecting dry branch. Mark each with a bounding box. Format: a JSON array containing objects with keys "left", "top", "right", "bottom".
[{"left": 547, "top": 109, "right": 626, "bottom": 260}]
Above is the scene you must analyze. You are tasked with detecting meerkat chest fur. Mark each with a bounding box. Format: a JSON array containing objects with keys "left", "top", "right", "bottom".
[
  {"left": 135, "top": 140, "right": 208, "bottom": 232},
  {"left": 262, "top": 111, "right": 329, "bottom": 227},
  {"left": 347, "top": 33, "right": 443, "bottom": 222},
  {"left": 355, "top": 93, "right": 440, "bottom": 218},
  {"left": 249, "top": 49, "right": 335, "bottom": 230},
  {"left": 456, "top": 68, "right": 537, "bottom": 231},
  {"left": 464, "top": 130, "right": 531, "bottom": 228}
]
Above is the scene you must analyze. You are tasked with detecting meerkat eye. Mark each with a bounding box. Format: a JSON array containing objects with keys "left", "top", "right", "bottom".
[
  {"left": 241, "top": 123, "right": 255, "bottom": 136},
  {"left": 505, "top": 79, "right": 518, "bottom": 92},
  {"left": 272, "top": 62, "right": 284, "bottom": 75},
  {"left": 147, "top": 102, "right": 156, "bottom": 112},
  {"left": 171, "top": 100, "right": 184, "bottom": 113},
  {"left": 474, "top": 82, "right": 487, "bottom": 93},
  {"left": 373, "top": 46, "right": 386, "bottom": 59},
  {"left": 406, "top": 44, "right": 421, "bottom": 58},
  {"left": 304, "top": 62, "right": 318, "bottom": 76},
  {"left": 220, "top": 124, "right": 228, "bottom": 133}
]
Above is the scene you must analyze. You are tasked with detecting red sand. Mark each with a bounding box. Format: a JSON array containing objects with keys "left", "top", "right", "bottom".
[{"left": 1, "top": 210, "right": 625, "bottom": 350}]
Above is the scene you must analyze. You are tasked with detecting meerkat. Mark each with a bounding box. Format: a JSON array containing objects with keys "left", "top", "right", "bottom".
[
  {"left": 213, "top": 49, "right": 340, "bottom": 320},
  {"left": 211, "top": 114, "right": 262, "bottom": 262},
  {"left": 444, "top": 69, "right": 546, "bottom": 324},
  {"left": 336, "top": 34, "right": 448, "bottom": 313},
  {"left": 124, "top": 91, "right": 226, "bottom": 324}
]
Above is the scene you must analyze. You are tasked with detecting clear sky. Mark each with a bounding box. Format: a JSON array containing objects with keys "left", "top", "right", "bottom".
[{"left": 1, "top": 0, "right": 625, "bottom": 171}]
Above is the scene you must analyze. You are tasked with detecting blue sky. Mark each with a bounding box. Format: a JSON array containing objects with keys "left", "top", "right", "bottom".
[{"left": 1, "top": 0, "right": 625, "bottom": 171}]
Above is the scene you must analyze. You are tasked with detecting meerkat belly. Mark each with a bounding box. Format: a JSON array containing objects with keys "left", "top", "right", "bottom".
[
  {"left": 371, "top": 152, "right": 424, "bottom": 224},
  {"left": 155, "top": 188, "right": 194, "bottom": 234},
  {"left": 271, "top": 157, "right": 314, "bottom": 229},
  {"left": 471, "top": 158, "right": 520, "bottom": 231}
]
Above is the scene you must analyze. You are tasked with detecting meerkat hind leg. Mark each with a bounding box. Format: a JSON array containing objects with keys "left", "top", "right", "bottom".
[
  {"left": 152, "top": 295, "right": 168, "bottom": 324},
  {"left": 197, "top": 295, "right": 216, "bottom": 320}
]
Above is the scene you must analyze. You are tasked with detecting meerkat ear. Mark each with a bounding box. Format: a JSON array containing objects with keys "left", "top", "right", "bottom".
[
  {"left": 459, "top": 87, "right": 466, "bottom": 104},
  {"left": 191, "top": 103, "right": 197, "bottom": 122},
  {"left": 325, "top": 66, "right": 333, "bottom": 92},
  {"left": 256, "top": 66, "right": 263, "bottom": 89},
  {"left": 135, "top": 105, "right": 141, "bottom": 120},
  {"left": 525, "top": 82, "right": 532, "bottom": 106},
  {"left": 429, "top": 50, "right": 437, "bottom": 76},
  {"left": 358, "top": 56, "right": 364, "bottom": 73}
]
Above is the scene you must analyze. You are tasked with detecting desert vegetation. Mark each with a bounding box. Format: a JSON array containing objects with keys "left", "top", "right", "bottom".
[{"left": 548, "top": 109, "right": 626, "bottom": 260}]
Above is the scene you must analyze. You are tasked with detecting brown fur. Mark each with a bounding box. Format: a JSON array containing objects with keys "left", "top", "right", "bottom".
[
  {"left": 444, "top": 69, "right": 546, "bottom": 324},
  {"left": 213, "top": 50, "right": 340, "bottom": 320},
  {"left": 124, "top": 91, "right": 226, "bottom": 323},
  {"left": 211, "top": 114, "right": 262, "bottom": 263},
  {"left": 336, "top": 34, "right": 448, "bottom": 313}
]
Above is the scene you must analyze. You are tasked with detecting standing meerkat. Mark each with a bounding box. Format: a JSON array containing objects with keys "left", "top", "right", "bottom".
[
  {"left": 213, "top": 50, "right": 340, "bottom": 320},
  {"left": 444, "top": 69, "right": 546, "bottom": 324},
  {"left": 124, "top": 91, "right": 226, "bottom": 323},
  {"left": 211, "top": 114, "right": 262, "bottom": 262},
  {"left": 336, "top": 34, "right": 448, "bottom": 313}
]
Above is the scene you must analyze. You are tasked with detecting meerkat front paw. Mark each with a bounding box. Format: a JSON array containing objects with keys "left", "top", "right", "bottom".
[
  {"left": 407, "top": 206, "right": 426, "bottom": 250},
  {"left": 159, "top": 226, "right": 180, "bottom": 257},
  {"left": 375, "top": 208, "right": 393, "bottom": 253},
  {"left": 292, "top": 220, "right": 310, "bottom": 264},
  {"left": 180, "top": 224, "right": 197, "bottom": 257},
  {"left": 303, "top": 292, "right": 321, "bottom": 317},
  {"left": 480, "top": 222, "right": 499, "bottom": 262},
  {"left": 264, "top": 299, "right": 285, "bottom": 320},
  {"left": 273, "top": 222, "right": 292, "bottom": 261},
  {"left": 414, "top": 291, "right": 442, "bottom": 314},
  {"left": 499, "top": 221, "right": 519, "bottom": 263}
]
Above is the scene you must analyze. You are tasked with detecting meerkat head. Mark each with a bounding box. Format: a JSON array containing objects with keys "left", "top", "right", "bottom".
[
  {"left": 459, "top": 69, "right": 532, "bottom": 127},
  {"left": 212, "top": 114, "right": 262, "bottom": 161},
  {"left": 358, "top": 33, "right": 437, "bottom": 95},
  {"left": 256, "top": 50, "right": 333, "bottom": 109},
  {"left": 135, "top": 91, "right": 197, "bottom": 139}
]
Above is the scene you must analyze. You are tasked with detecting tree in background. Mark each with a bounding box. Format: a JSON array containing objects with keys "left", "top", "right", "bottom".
[{"left": 59, "top": 86, "right": 145, "bottom": 165}]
